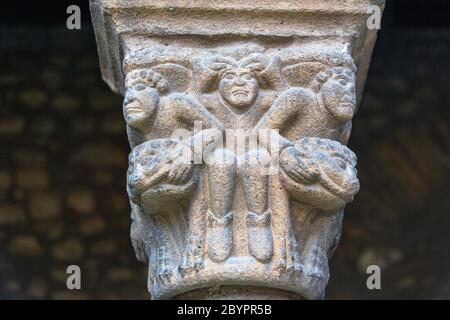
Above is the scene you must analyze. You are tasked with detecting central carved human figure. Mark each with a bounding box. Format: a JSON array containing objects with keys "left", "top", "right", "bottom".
[{"left": 206, "top": 55, "right": 274, "bottom": 263}]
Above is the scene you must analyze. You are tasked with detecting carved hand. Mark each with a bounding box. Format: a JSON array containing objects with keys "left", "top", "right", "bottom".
[{"left": 280, "top": 146, "right": 319, "bottom": 184}]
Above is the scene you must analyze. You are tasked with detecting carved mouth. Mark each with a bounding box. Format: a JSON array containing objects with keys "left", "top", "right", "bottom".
[
  {"left": 318, "top": 171, "right": 359, "bottom": 202},
  {"left": 125, "top": 101, "right": 143, "bottom": 114},
  {"left": 340, "top": 95, "right": 354, "bottom": 107},
  {"left": 339, "top": 102, "right": 354, "bottom": 109},
  {"left": 232, "top": 89, "right": 249, "bottom": 96}
]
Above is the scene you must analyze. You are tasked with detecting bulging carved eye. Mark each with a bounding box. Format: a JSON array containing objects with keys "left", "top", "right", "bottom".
[
  {"left": 224, "top": 73, "right": 235, "bottom": 80},
  {"left": 141, "top": 156, "right": 153, "bottom": 167},
  {"left": 134, "top": 83, "right": 146, "bottom": 91},
  {"left": 242, "top": 74, "right": 253, "bottom": 81},
  {"left": 335, "top": 158, "right": 347, "bottom": 170},
  {"left": 338, "top": 79, "right": 347, "bottom": 86}
]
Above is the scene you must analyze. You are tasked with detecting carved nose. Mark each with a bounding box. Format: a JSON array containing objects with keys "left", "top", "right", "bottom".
[
  {"left": 131, "top": 175, "right": 143, "bottom": 187},
  {"left": 234, "top": 77, "right": 245, "bottom": 85},
  {"left": 124, "top": 91, "right": 136, "bottom": 105},
  {"left": 347, "top": 179, "right": 360, "bottom": 195}
]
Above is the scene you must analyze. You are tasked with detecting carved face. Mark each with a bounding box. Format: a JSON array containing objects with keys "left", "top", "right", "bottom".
[
  {"left": 123, "top": 83, "right": 159, "bottom": 131},
  {"left": 127, "top": 140, "right": 171, "bottom": 203},
  {"left": 127, "top": 139, "right": 195, "bottom": 205},
  {"left": 280, "top": 138, "right": 359, "bottom": 208},
  {"left": 314, "top": 148, "right": 360, "bottom": 201},
  {"left": 219, "top": 68, "right": 259, "bottom": 109},
  {"left": 321, "top": 67, "right": 356, "bottom": 122}
]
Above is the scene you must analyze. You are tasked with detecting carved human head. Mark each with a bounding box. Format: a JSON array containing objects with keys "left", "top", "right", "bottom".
[
  {"left": 207, "top": 54, "right": 269, "bottom": 110},
  {"left": 123, "top": 69, "right": 169, "bottom": 131},
  {"left": 313, "top": 66, "right": 357, "bottom": 122}
]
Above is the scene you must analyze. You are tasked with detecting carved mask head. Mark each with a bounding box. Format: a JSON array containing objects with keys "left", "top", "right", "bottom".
[
  {"left": 281, "top": 138, "right": 359, "bottom": 207},
  {"left": 206, "top": 53, "right": 269, "bottom": 110},
  {"left": 219, "top": 68, "right": 259, "bottom": 109},
  {"left": 123, "top": 69, "right": 168, "bottom": 131},
  {"left": 303, "top": 138, "right": 359, "bottom": 202},
  {"left": 126, "top": 139, "right": 173, "bottom": 204},
  {"left": 319, "top": 67, "right": 356, "bottom": 122}
]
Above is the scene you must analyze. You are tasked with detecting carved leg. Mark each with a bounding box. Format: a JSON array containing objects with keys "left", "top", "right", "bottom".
[
  {"left": 180, "top": 173, "right": 208, "bottom": 274},
  {"left": 206, "top": 148, "right": 237, "bottom": 262},
  {"left": 151, "top": 214, "right": 177, "bottom": 287},
  {"left": 240, "top": 148, "right": 274, "bottom": 263}
]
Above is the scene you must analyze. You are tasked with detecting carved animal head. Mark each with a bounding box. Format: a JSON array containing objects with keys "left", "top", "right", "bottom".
[
  {"left": 313, "top": 67, "right": 357, "bottom": 122},
  {"left": 127, "top": 139, "right": 190, "bottom": 202},
  {"left": 123, "top": 69, "right": 169, "bottom": 131},
  {"left": 280, "top": 138, "right": 359, "bottom": 211}
]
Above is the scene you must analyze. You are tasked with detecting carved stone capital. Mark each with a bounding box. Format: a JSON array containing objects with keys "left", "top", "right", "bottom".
[{"left": 90, "top": 0, "right": 384, "bottom": 300}]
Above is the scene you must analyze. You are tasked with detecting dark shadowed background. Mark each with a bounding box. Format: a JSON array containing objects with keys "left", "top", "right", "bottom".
[{"left": 0, "top": 0, "right": 449, "bottom": 299}]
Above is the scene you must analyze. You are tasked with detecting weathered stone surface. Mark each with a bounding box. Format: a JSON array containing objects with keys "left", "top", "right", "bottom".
[{"left": 90, "top": 0, "right": 384, "bottom": 299}]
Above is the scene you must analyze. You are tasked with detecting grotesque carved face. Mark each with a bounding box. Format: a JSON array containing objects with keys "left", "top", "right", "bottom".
[
  {"left": 280, "top": 138, "right": 359, "bottom": 209},
  {"left": 123, "top": 83, "right": 159, "bottom": 131},
  {"left": 127, "top": 139, "right": 171, "bottom": 204},
  {"left": 219, "top": 68, "right": 259, "bottom": 110},
  {"left": 321, "top": 67, "right": 356, "bottom": 122},
  {"left": 312, "top": 143, "right": 360, "bottom": 202},
  {"left": 127, "top": 139, "right": 197, "bottom": 206}
]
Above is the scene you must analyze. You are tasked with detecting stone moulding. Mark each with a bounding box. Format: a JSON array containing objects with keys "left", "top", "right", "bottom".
[{"left": 90, "top": 0, "right": 385, "bottom": 299}]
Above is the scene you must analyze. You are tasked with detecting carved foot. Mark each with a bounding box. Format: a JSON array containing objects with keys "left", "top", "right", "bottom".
[
  {"left": 247, "top": 211, "right": 274, "bottom": 263},
  {"left": 156, "top": 267, "right": 174, "bottom": 286},
  {"left": 207, "top": 211, "right": 233, "bottom": 263},
  {"left": 274, "top": 234, "right": 302, "bottom": 273},
  {"left": 303, "top": 247, "right": 329, "bottom": 279},
  {"left": 156, "top": 246, "right": 174, "bottom": 285}
]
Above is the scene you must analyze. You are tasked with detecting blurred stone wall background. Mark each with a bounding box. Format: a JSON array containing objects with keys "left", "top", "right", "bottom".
[{"left": 0, "top": 2, "right": 449, "bottom": 300}]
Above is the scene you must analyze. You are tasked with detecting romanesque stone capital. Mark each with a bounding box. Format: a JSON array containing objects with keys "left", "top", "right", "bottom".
[{"left": 90, "top": 0, "right": 385, "bottom": 300}]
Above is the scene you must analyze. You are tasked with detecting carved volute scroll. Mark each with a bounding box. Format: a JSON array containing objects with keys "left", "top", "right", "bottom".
[{"left": 90, "top": 0, "right": 385, "bottom": 300}]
